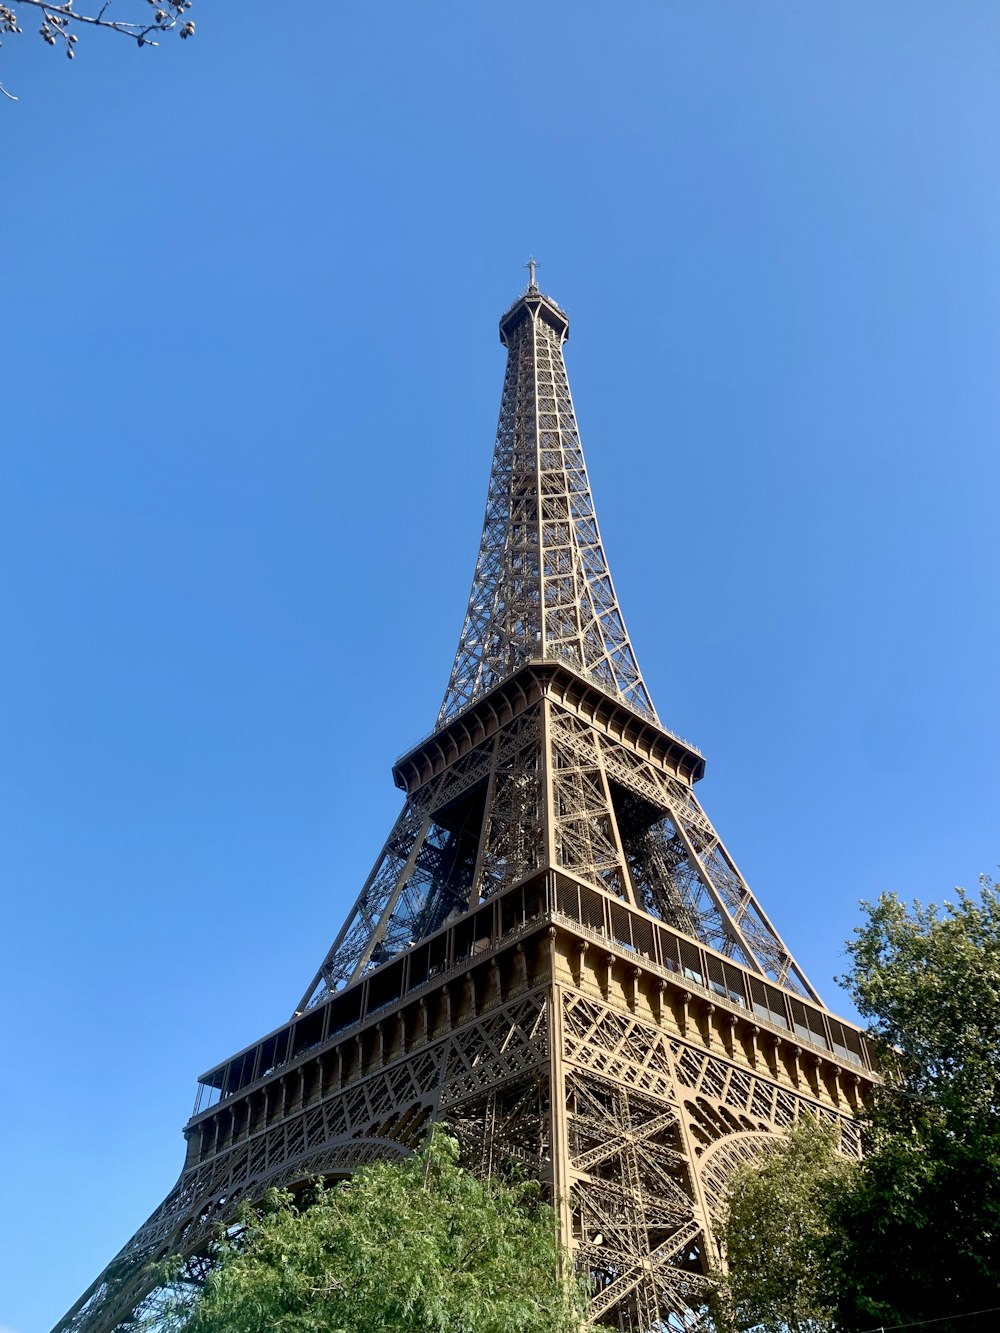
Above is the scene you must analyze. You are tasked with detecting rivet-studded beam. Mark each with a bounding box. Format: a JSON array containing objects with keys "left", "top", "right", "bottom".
[{"left": 439, "top": 287, "right": 657, "bottom": 727}]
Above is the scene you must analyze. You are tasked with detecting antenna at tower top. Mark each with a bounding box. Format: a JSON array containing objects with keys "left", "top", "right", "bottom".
[{"left": 525, "top": 255, "right": 539, "bottom": 290}]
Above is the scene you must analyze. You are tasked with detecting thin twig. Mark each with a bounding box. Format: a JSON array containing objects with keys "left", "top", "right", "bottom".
[{"left": 10, "top": 0, "right": 179, "bottom": 41}]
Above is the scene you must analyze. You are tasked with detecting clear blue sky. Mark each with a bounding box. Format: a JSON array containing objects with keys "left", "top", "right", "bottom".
[{"left": 3, "top": 5, "right": 998, "bottom": 1330}]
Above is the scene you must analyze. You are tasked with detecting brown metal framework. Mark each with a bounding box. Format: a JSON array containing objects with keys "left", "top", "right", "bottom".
[{"left": 54, "top": 278, "right": 874, "bottom": 1333}]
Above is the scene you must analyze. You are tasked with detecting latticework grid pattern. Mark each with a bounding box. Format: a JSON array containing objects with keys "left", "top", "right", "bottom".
[{"left": 439, "top": 287, "right": 657, "bottom": 725}]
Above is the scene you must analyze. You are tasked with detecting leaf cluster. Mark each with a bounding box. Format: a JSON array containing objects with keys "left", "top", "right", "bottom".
[
  {"left": 162, "top": 1128, "right": 587, "bottom": 1333},
  {"left": 842, "top": 878, "right": 1000, "bottom": 1122},
  {"left": 711, "top": 1119, "right": 854, "bottom": 1333},
  {"left": 830, "top": 878, "right": 1000, "bottom": 1331},
  {"left": 713, "top": 876, "right": 1000, "bottom": 1333}
]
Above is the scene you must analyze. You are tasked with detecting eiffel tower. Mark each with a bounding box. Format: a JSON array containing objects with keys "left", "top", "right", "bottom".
[{"left": 55, "top": 270, "right": 876, "bottom": 1333}]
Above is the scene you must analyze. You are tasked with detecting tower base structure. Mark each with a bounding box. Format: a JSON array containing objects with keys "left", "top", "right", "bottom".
[{"left": 57, "top": 869, "right": 873, "bottom": 1333}]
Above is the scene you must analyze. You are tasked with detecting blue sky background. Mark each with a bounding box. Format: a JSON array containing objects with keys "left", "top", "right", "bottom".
[{"left": 3, "top": 4, "right": 998, "bottom": 1330}]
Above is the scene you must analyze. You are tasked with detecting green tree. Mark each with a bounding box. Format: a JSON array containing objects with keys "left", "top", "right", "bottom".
[
  {"left": 712, "top": 876, "right": 1000, "bottom": 1333},
  {"left": 711, "top": 1119, "right": 853, "bottom": 1333},
  {"left": 163, "top": 1128, "right": 587, "bottom": 1333},
  {"left": 829, "top": 878, "right": 1000, "bottom": 1332}
]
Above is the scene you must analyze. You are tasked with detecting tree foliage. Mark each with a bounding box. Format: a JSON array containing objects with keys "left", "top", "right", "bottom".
[
  {"left": 0, "top": 0, "right": 193, "bottom": 102},
  {"left": 711, "top": 1120, "right": 853, "bottom": 1333},
  {"left": 713, "top": 876, "right": 1000, "bottom": 1333},
  {"left": 161, "top": 1128, "right": 587, "bottom": 1333},
  {"left": 844, "top": 878, "right": 1000, "bottom": 1121},
  {"left": 830, "top": 878, "right": 1000, "bottom": 1332}
]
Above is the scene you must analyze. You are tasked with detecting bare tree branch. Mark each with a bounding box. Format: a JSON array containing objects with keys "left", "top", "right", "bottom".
[{"left": 1, "top": 0, "right": 195, "bottom": 98}]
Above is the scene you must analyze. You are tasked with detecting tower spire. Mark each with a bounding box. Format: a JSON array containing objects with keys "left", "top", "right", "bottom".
[{"left": 439, "top": 281, "right": 658, "bottom": 727}]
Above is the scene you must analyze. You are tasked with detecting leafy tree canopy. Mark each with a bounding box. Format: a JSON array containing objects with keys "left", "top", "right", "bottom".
[
  {"left": 713, "top": 876, "right": 1000, "bottom": 1333},
  {"left": 831, "top": 878, "right": 1000, "bottom": 1332},
  {"left": 844, "top": 878, "right": 1000, "bottom": 1123},
  {"left": 162, "top": 1128, "right": 587, "bottom": 1333},
  {"left": 712, "top": 1120, "right": 852, "bottom": 1333}
]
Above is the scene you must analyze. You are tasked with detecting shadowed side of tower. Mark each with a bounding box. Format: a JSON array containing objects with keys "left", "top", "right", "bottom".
[{"left": 54, "top": 279, "right": 876, "bottom": 1333}]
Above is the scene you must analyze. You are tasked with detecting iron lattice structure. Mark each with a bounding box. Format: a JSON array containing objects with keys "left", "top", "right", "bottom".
[
  {"left": 438, "top": 284, "right": 655, "bottom": 726},
  {"left": 54, "top": 278, "right": 875, "bottom": 1333}
]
